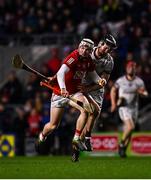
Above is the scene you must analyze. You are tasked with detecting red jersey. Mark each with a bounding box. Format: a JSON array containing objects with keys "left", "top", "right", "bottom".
[{"left": 53, "top": 50, "right": 95, "bottom": 95}]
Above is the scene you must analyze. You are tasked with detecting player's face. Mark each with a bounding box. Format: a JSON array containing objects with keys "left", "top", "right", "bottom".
[
  {"left": 78, "top": 45, "right": 92, "bottom": 58},
  {"left": 98, "top": 43, "right": 111, "bottom": 55},
  {"left": 126, "top": 65, "right": 136, "bottom": 76}
]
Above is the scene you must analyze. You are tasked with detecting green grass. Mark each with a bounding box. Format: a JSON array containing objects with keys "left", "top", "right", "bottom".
[{"left": 0, "top": 156, "right": 151, "bottom": 178}]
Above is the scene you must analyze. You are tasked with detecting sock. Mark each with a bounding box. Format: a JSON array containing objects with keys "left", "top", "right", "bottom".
[
  {"left": 119, "top": 140, "right": 125, "bottom": 147},
  {"left": 85, "top": 131, "right": 91, "bottom": 137},
  {"left": 85, "top": 136, "right": 91, "bottom": 140},
  {"left": 73, "top": 130, "right": 81, "bottom": 141}
]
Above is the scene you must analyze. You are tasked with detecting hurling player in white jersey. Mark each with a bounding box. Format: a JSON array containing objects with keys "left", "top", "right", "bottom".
[
  {"left": 78, "top": 34, "right": 117, "bottom": 151},
  {"left": 110, "top": 61, "right": 148, "bottom": 157}
]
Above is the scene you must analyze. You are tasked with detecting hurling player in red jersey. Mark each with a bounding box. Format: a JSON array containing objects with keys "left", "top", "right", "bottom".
[{"left": 36, "top": 39, "right": 102, "bottom": 160}]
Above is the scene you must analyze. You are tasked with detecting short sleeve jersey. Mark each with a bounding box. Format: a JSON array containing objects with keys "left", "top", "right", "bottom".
[
  {"left": 83, "top": 47, "right": 114, "bottom": 84},
  {"left": 115, "top": 75, "right": 145, "bottom": 108}
]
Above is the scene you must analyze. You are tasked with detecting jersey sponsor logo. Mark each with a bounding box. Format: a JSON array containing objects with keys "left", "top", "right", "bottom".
[
  {"left": 66, "top": 57, "right": 75, "bottom": 65},
  {"left": 77, "top": 63, "right": 88, "bottom": 69},
  {"left": 74, "top": 71, "right": 85, "bottom": 79}
]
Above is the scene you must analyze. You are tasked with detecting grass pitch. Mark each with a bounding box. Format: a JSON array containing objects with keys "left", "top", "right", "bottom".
[{"left": 0, "top": 156, "right": 151, "bottom": 179}]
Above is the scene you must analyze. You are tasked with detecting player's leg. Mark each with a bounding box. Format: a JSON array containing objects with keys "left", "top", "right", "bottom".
[
  {"left": 119, "top": 119, "right": 134, "bottom": 157},
  {"left": 35, "top": 106, "right": 64, "bottom": 153},
  {"left": 68, "top": 93, "right": 93, "bottom": 162},
  {"left": 38, "top": 94, "right": 68, "bottom": 142},
  {"left": 80, "top": 96, "right": 101, "bottom": 151},
  {"left": 39, "top": 107, "right": 65, "bottom": 142},
  {"left": 69, "top": 93, "right": 91, "bottom": 147},
  {"left": 119, "top": 107, "right": 135, "bottom": 157},
  {"left": 124, "top": 110, "right": 137, "bottom": 148},
  {"left": 80, "top": 94, "right": 101, "bottom": 151},
  {"left": 121, "top": 119, "right": 135, "bottom": 145}
]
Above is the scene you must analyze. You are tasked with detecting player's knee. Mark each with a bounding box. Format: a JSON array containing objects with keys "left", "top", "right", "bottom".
[
  {"left": 131, "top": 123, "right": 135, "bottom": 131},
  {"left": 81, "top": 110, "right": 89, "bottom": 118},
  {"left": 129, "top": 126, "right": 134, "bottom": 132},
  {"left": 127, "top": 122, "right": 134, "bottom": 131}
]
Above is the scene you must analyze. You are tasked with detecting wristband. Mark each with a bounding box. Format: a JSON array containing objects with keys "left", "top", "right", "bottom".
[
  {"left": 98, "top": 78, "right": 107, "bottom": 87},
  {"left": 101, "top": 78, "right": 107, "bottom": 85}
]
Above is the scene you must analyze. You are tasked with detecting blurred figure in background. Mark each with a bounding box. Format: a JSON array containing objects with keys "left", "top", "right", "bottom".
[
  {"left": 110, "top": 61, "right": 148, "bottom": 157},
  {"left": 46, "top": 47, "right": 62, "bottom": 76},
  {"left": 13, "top": 107, "right": 27, "bottom": 155},
  {"left": 0, "top": 71, "right": 23, "bottom": 104},
  {"left": 27, "top": 107, "right": 41, "bottom": 137}
]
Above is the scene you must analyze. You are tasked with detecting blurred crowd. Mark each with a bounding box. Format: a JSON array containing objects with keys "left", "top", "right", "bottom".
[
  {"left": 0, "top": 0, "right": 151, "bottom": 37},
  {"left": 0, "top": 0, "right": 151, "bottom": 85},
  {"left": 0, "top": 0, "right": 151, "bottom": 155}
]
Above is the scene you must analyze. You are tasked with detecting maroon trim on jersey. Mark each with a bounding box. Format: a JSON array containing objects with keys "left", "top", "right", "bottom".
[
  {"left": 125, "top": 75, "right": 136, "bottom": 81},
  {"left": 94, "top": 48, "right": 100, "bottom": 60},
  {"left": 94, "top": 47, "right": 108, "bottom": 60}
]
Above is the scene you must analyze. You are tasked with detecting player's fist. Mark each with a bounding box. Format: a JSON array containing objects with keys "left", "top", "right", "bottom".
[
  {"left": 61, "top": 88, "right": 69, "bottom": 98},
  {"left": 45, "top": 76, "right": 56, "bottom": 85},
  {"left": 98, "top": 78, "right": 107, "bottom": 87},
  {"left": 48, "top": 76, "right": 54, "bottom": 84},
  {"left": 137, "top": 88, "right": 148, "bottom": 96}
]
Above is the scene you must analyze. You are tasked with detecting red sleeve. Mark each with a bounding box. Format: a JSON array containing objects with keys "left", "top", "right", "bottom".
[{"left": 63, "top": 50, "right": 78, "bottom": 69}]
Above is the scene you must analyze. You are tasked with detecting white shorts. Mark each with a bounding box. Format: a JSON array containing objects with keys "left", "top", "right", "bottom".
[
  {"left": 51, "top": 92, "right": 83, "bottom": 108},
  {"left": 118, "top": 107, "right": 138, "bottom": 122},
  {"left": 88, "top": 89, "right": 104, "bottom": 108}
]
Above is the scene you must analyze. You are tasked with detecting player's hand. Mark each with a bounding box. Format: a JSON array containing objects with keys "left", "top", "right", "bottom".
[
  {"left": 98, "top": 78, "right": 107, "bottom": 87},
  {"left": 137, "top": 88, "right": 148, "bottom": 96},
  {"left": 45, "top": 76, "right": 55, "bottom": 85},
  {"left": 61, "top": 88, "right": 69, "bottom": 97},
  {"left": 111, "top": 103, "right": 117, "bottom": 112},
  {"left": 77, "top": 84, "right": 90, "bottom": 93}
]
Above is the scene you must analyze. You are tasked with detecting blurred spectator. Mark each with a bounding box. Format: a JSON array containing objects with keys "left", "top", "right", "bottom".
[
  {"left": 0, "top": 71, "right": 23, "bottom": 104},
  {"left": 27, "top": 107, "right": 41, "bottom": 137},
  {"left": 41, "top": 107, "right": 49, "bottom": 128},
  {"left": 40, "top": 63, "right": 51, "bottom": 77},
  {"left": 0, "top": 105, "right": 15, "bottom": 133},
  {"left": 24, "top": 99, "right": 34, "bottom": 115},
  {"left": 35, "top": 93, "right": 43, "bottom": 113},
  {"left": 23, "top": 74, "right": 40, "bottom": 100},
  {"left": 13, "top": 107, "right": 27, "bottom": 155},
  {"left": 46, "top": 47, "right": 62, "bottom": 75}
]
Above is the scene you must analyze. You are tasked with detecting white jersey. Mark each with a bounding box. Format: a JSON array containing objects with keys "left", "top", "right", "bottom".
[
  {"left": 83, "top": 47, "right": 114, "bottom": 107},
  {"left": 114, "top": 75, "right": 145, "bottom": 109}
]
